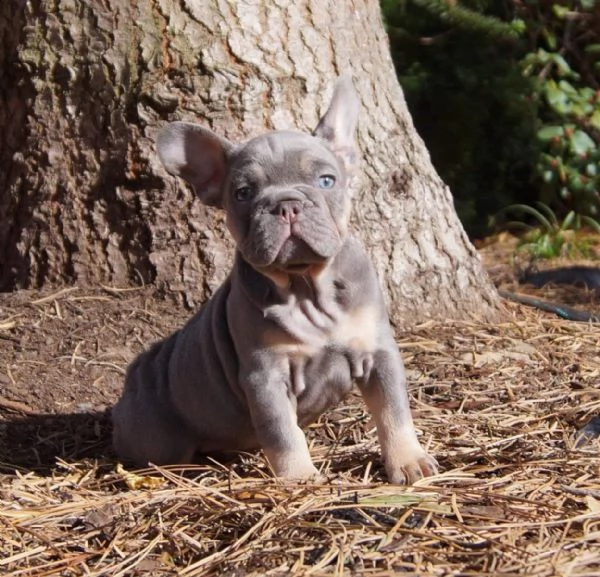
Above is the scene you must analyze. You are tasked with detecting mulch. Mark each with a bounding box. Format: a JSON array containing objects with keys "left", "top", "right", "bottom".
[{"left": 0, "top": 240, "right": 599, "bottom": 576}]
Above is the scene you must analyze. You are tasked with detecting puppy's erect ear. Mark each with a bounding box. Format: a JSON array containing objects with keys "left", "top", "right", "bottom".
[
  {"left": 313, "top": 77, "right": 360, "bottom": 170},
  {"left": 157, "top": 122, "right": 234, "bottom": 208}
]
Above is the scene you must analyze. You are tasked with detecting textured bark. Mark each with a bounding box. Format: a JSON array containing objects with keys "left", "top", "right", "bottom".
[{"left": 0, "top": 0, "right": 501, "bottom": 325}]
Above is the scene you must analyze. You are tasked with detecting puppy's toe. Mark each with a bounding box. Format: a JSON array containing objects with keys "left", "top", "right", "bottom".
[
  {"left": 362, "top": 355, "right": 374, "bottom": 381},
  {"left": 386, "top": 452, "right": 439, "bottom": 485},
  {"left": 346, "top": 350, "right": 374, "bottom": 383},
  {"left": 280, "top": 463, "right": 322, "bottom": 482},
  {"left": 266, "top": 449, "right": 322, "bottom": 482},
  {"left": 297, "top": 469, "right": 326, "bottom": 484}
]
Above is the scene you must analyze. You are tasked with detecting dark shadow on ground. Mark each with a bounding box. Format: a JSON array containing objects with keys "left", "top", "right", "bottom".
[
  {"left": 0, "top": 411, "right": 256, "bottom": 478},
  {"left": 0, "top": 411, "right": 114, "bottom": 473}
]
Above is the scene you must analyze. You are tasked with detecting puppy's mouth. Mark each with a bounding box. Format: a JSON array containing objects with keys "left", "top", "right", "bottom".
[
  {"left": 259, "top": 262, "right": 327, "bottom": 288},
  {"left": 280, "top": 263, "right": 312, "bottom": 275},
  {"left": 238, "top": 209, "right": 344, "bottom": 279},
  {"left": 272, "top": 235, "right": 331, "bottom": 274}
]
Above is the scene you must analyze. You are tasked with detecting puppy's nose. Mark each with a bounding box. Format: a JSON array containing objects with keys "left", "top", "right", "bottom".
[{"left": 275, "top": 200, "right": 302, "bottom": 223}]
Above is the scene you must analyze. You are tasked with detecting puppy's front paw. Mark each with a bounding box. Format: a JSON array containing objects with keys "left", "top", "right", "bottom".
[
  {"left": 277, "top": 461, "right": 323, "bottom": 482},
  {"left": 289, "top": 466, "right": 323, "bottom": 482},
  {"left": 385, "top": 450, "right": 439, "bottom": 485},
  {"left": 344, "top": 349, "right": 374, "bottom": 383},
  {"left": 265, "top": 448, "right": 321, "bottom": 481}
]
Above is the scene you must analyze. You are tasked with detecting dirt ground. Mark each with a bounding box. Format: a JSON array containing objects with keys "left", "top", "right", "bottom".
[
  {"left": 1, "top": 235, "right": 599, "bottom": 575},
  {"left": 0, "top": 285, "right": 187, "bottom": 467}
]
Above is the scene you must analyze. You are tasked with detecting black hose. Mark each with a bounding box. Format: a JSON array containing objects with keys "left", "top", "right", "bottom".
[{"left": 499, "top": 290, "right": 600, "bottom": 323}]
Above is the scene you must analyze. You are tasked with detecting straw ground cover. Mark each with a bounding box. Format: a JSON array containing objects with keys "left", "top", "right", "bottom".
[{"left": 0, "top": 245, "right": 599, "bottom": 575}]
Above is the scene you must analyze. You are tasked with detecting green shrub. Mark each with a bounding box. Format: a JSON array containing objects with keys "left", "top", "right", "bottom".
[
  {"left": 500, "top": 202, "right": 600, "bottom": 258},
  {"left": 382, "top": 0, "right": 600, "bottom": 238},
  {"left": 519, "top": 1, "right": 600, "bottom": 218}
]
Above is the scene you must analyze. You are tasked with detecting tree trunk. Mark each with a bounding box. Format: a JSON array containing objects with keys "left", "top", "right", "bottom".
[{"left": 0, "top": 0, "right": 500, "bottom": 325}]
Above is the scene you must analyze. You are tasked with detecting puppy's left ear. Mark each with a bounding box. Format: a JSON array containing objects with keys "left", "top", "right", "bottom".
[
  {"left": 313, "top": 76, "right": 360, "bottom": 170},
  {"left": 157, "top": 122, "right": 234, "bottom": 208}
]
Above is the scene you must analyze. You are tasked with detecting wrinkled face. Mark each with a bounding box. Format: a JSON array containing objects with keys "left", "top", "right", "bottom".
[
  {"left": 156, "top": 78, "right": 360, "bottom": 287},
  {"left": 223, "top": 131, "right": 351, "bottom": 275}
]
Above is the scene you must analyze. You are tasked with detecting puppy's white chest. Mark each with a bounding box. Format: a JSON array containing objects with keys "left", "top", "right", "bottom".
[
  {"left": 264, "top": 300, "right": 379, "bottom": 356},
  {"left": 329, "top": 305, "right": 379, "bottom": 351},
  {"left": 263, "top": 301, "right": 379, "bottom": 399}
]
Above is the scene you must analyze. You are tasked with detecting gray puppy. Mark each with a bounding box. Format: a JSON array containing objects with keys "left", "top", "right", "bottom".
[{"left": 112, "top": 79, "right": 438, "bottom": 484}]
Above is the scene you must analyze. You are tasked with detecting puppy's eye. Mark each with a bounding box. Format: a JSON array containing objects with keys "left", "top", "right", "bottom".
[
  {"left": 234, "top": 186, "right": 253, "bottom": 202},
  {"left": 318, "top": 174, "right": 336, "bottom": 189}
]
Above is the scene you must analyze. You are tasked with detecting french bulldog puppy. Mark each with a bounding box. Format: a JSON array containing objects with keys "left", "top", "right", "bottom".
[{"left": 112, "top": 78, "right": 438, "bottom": 484}]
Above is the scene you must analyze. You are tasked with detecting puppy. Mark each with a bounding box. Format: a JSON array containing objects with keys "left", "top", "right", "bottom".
[{"left": 112, "top": 78, "right": 438, "bottom": 483}]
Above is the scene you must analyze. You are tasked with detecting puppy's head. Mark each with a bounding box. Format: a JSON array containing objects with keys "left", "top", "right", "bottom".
[{"left": 157, "top": 78, "right": 360, "bottom": 285}]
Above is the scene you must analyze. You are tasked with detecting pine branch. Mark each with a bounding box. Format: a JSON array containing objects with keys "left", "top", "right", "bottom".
[{"left": 412, "top": 0, "right": 521, "bottom": 40}]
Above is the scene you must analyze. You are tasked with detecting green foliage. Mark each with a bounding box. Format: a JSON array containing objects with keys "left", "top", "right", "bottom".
[
  {"left": 519, "top": 2, "right": 600, "bottom": 219},
  {"left": 500, "top": 202, "right": 600, "bottom": 258},
  {"left": 381, "top": 0, "right": 600, "bottom": 238},
  {"left": 407, "top": 0, "right": 522, "bottom": 38},
  {"left": 381, "top": 0, "right": 540, "bottom": 238}
]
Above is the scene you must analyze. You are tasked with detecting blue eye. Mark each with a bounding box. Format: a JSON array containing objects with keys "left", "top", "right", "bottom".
[
  {"left": 318, "top": 174, "right": 336, "bottom": 189},
  {"left": 235, "top": 186, "right": 253, "bottom": 201}
]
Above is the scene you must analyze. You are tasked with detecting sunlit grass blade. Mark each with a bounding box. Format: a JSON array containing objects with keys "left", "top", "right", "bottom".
[
  {"left": 535, "top": 201, "right": 560, "bottom": 228},
  {"left": 505, "top": 220, "right": 535, "bottom": 233},
  {"left": 560, "top": 210, "right": 575, "bottom": 231},
  {"left": 581, "top": 215, "right": 600, "bottom": 232},
  {"left": 503, "top": 204, "right": 554, "bottom": 231}
]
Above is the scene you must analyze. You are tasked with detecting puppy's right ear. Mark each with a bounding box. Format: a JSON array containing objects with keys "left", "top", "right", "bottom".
[
  {"left": 157, "top": 122, "right": 233, "bottom": 208},
  {"left": 313, "top": 77, "right": 360, "bottom": 171}
]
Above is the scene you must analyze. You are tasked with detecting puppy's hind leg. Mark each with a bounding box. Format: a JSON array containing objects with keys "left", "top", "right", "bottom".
[
  {"left": 112, "top": 392, "right": 197, "bottom": 467},
  {"left": 112, "top": 357, "right": 197, "bottom": 467}
]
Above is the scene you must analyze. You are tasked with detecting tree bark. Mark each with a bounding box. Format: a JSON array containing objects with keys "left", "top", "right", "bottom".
[{"left": 0, "top": 0, "right": 500, "bottom": 325}]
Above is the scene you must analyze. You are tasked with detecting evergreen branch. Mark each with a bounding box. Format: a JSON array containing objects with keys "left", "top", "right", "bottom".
[{"left": 412, "top": 0, "right": 521, "bottom": 40}]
